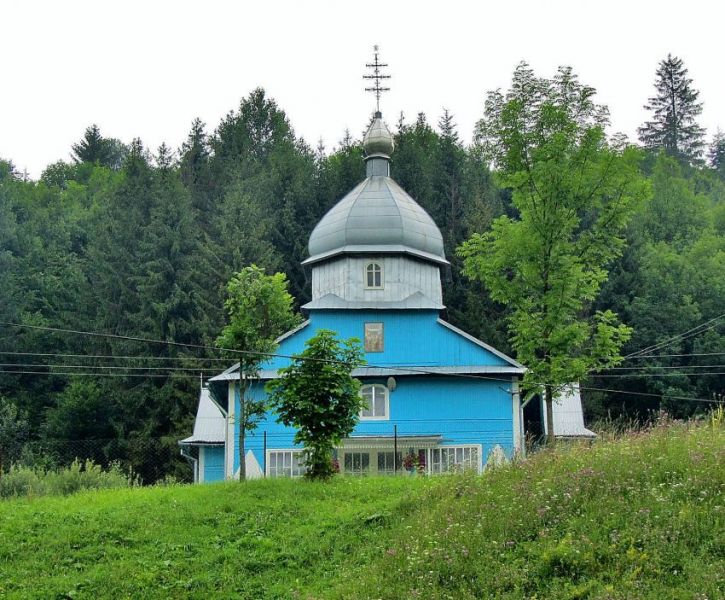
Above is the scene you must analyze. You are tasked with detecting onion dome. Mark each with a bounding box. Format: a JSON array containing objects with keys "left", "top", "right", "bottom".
[
  {"left": 362, "top": 111, "right": 395, "bottom": 157},
  {"left": 304, "top": 113, "right": 447, "bottom": 267}
]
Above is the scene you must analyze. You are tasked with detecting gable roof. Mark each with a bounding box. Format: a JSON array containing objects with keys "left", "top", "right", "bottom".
[
  {"left": 436, "top": 318, "right": 524, "bottom": 369},
  {"left": 179, "top": 387, "right": 225, "bottom": 445}
]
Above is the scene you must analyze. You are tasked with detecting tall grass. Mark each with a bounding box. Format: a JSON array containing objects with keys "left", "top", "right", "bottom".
[{"left": 0, "top": 459, "right": 135, "bottom": 499}]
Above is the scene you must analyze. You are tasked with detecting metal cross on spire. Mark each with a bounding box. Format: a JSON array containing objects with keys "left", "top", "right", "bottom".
[{"left": 363, "top": 45, "right": 390, "bottom": 113}]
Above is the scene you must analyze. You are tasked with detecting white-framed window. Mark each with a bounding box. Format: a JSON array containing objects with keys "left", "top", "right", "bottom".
[
  {"left": 365, "top": 262, "right": 383, "bottom": 289},
  {"left": 376, "top": 451, "right": 402, "bottom": 475},
  {"left": 343, "top": 451, "right": 370, "bottom": 476},
  {"left": 429, "top": 446, "right": 480, "bottom": 474},
  {"left": 267, "top": 450, "right": 306, "bottom": 478},
  {"left": 360, "top": 384, "right": 389, "bottom": 420},
  {"left": 364, "top": 322, "right": 384, "bottom": 353}
]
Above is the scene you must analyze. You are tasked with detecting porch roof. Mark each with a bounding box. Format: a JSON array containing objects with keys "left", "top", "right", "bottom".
[{"left": 339, "top": 434, "right": 441, "bottom": 450}]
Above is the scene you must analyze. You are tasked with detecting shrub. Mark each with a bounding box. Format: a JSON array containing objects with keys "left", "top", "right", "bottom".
[{"left": 0, "top": 459, "right": 135, "bottom": 499}]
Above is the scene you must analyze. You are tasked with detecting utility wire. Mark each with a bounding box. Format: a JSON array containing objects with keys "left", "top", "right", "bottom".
[
  {"left": 2, "top": 322, "right": 722, "bottom": 406},
  {"left": 0, "top": 351, "right": 235, "bottom": 362},
  {"left": 624, "top": 314, "right": 725, "bottom": 359},
  {"left": 623, "top": 352, "right": 725, "bottom": 360}
]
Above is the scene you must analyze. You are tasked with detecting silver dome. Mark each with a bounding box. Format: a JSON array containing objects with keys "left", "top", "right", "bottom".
[
  {"left": 304, "top": 175, "right": 448, "bottom": 266},
  {"left": 363, "top": 112, "right": 394, "bottom": 157}
]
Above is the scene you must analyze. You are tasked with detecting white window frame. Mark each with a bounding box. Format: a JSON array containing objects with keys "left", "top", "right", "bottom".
[
  {"left": 428, "top": 445, "right": 482, "bottom": 474},
  {"left": 359, "top": 384, "right": 389, "bottom": 421},
  {"left": 364, "top": 262, "right": 384, "bottom": 289},
  {"left": 266, "top": 449, "right": 307, "bottom": 478},
  {"left": 342, "top": 451, "right": 371, "bottom": 476}
]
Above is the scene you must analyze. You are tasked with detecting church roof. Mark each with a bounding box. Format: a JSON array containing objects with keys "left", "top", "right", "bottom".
[
  {"left": 304, "top": 113, "right": 448, "bottom": 267},
  {"left": 179, "top": 387, "right": 225, "bottom": 445}
]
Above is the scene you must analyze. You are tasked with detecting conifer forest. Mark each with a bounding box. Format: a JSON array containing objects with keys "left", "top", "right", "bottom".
[{"left": 1, "top": 56, "right": 723, "bottom": 481}]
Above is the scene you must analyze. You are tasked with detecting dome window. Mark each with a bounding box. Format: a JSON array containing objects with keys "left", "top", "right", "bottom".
[{"left": 365, "top": 262, "right": 383, "bottom": 289}]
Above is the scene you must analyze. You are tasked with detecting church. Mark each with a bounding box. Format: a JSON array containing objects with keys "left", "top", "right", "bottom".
[
  {"left": 178, "top": 51, "right": 542, "bottom": 479},
  {"left": 179, "top": 102, "right": 532, "bottom": 481}
]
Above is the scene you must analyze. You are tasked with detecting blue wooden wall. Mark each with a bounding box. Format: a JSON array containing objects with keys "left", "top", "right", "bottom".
[
  {"left": 262, "top": 310, "right": 511, "bottom": 370},
  {"left": 202, "top": 446, "right": 225, "bottom": 482},
  {"left": 225, "top": 309, "right": 517, "bottom": 475}
]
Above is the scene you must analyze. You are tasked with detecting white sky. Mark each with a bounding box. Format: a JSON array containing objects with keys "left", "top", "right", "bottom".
[{"left": 1, "top": 0, "right": 723, "bottom": 179}]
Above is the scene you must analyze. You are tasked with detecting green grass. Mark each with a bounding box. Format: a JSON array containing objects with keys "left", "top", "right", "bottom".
[{"left": 0, "top": 422, "right": 722, "bottom": 599}]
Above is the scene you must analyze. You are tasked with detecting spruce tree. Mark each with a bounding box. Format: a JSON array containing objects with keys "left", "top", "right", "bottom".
[
  {"left": 707, "top": 129, "right": 725, "bottom": 172},
  {"left": 638, "top": 54, "right": 705, "bottom": 164}
]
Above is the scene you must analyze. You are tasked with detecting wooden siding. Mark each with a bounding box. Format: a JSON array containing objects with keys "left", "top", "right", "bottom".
[
  {"left": 201, "top": 446, "right": 225, "bottom": 483},
  {"left": 262, "top": 310, "right": 511, "bottom": 370},
  {"left": 233, "top": 375, "right": 514, "bottom": 476},
  {"left": 311, "top": 256, "right": 442, "bottom": 304}
]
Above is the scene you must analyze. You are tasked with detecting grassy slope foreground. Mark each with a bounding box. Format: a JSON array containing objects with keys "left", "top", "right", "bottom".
[{"left": 0, "top": 423, "right": 722, "bottom": 599}]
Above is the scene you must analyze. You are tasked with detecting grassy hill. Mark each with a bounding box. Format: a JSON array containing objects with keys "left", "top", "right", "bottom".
[{"left": 0, "top": 421, "right": 722, "bottom": 599}]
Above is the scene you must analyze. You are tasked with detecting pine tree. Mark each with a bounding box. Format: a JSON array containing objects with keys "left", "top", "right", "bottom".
[
  {"left": 638, "top": 54, "right": 705, "bottom": 164},
  {"left": 707, "top": 129, "right": 725, "bottom": 172}
]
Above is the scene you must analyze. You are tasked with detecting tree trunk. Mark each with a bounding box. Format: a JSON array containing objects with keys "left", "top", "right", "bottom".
[
  {"left": 239, "top": 376, "right": 247, "bottom": 481},
  {"left": 545, "top": 384, "right": 555, "bottom": 446}
]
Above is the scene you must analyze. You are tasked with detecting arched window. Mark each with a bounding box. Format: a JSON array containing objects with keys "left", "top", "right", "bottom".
[
  {"left": 365, "top": 262, "right": 383, "bottom": 289},
  {"left": 360, "top": 384, "right": 389, "bottom": 420}
]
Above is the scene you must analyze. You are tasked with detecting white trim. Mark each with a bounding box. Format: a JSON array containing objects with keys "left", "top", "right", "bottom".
[
  {"left": 359, "top": 384, "right": 389, "bottom": 421},
  {"left": 275, "top": 319, "right": 310, "bottom": 343},
  {"left": 209, "top": 321, "right": 311, "bottom": 382},
  {"left": 198, "top": 446, "right": 206, "bottom": 483},
  {"left": 266, "top": 448, "right": 307, "bottom": 478},
  {"left": 364, "top": 261, "right": 384, "bottom": 290},
  {"left": 436, "top": 318, "right": 525, "bottom": 369},
  {"left": 428, "top": 444, "right": 483, "bottom": 474},
  {"left": 512, "top": 378, "right": 522, "bottom": 456},
  {"left": 245, "top": 449, "right": 263, "bottom": 479},
  {"left": 225, "top": 382, "right": 235, "bottom": 479}
]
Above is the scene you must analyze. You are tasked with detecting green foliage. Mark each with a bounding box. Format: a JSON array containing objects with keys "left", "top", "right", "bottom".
[
  {"left": 461, "top": 64, "right": 650, "bottom": 437},
  {"left": 331, "top": 421, "right": 724, "bottom": 599},
  {"left": 216, "top": 265, "right": 301, "bottom": 374},
  {"left": 638, "top": 54, "right": 706, "bottom": 164},
  {"left": 267, "top": 330, "right": 365, "bottom": 480},
  {"left": 216, "top": 265, "right": 300, "bottom": 479},
  {"left": 708, "top": 129, "right": 725, "bottom": 173},
  {"left": 0, "top": 423, "right": 720, "bottom": 598},
  {"left": 71, "top": 124, "right": 127, "bottom": 169},
  {"left": 0, "top": 459, "right": 134, "bottom": 499},
  {"left": 0, "top": 397, "right": 29, "bottom": 474}
]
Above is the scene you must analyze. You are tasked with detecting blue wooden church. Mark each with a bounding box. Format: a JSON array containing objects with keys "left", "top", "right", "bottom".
[{"left": 180, "top": 107, "right": 527, "bottom": 482}]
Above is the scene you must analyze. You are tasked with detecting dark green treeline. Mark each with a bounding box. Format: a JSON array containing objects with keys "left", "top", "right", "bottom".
[{"left": 1, "top": 86, "right": 723, "bottom": 481}]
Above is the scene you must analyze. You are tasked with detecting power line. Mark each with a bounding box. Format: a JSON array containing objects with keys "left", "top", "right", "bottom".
[
  {"left": 624, "top": 314, "right": 725, "bottom": 359},
  {"left": 576, "top": 384, "right": 723, "bottom": 404},
  {"left": 0, "top": 351, "right": 235, "bottom": 362},
  {"left": 605, "top": 364, "right": 724, "bottom": 370},
  {"left": 591, "top": 372, "right": 725, "bottom": 378},
  {"left": 2, "top": 322, "right": 722, "bottom": 406},
  {"left": 0, "top": 369, "right": 202, "bottom": 379},
  {"left": 624, "top": 352, "right": 725, "bottom": 360},
  {"left": 0, "top": 363, "right": 221, "bottom": 373},
  {"left": 2, "top": 368, "right": 720, "bottom": 405},
  {"left": 0, "top": 321, "right": 524, "bottom": 383}
]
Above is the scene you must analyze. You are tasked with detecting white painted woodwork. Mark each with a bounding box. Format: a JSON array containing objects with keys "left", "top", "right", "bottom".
[
  {"left": 311, "top": 256, "right": 442, "bottom": 304},
  {"left": 226, "top": 382, "right": 235, "bottom": 479}
]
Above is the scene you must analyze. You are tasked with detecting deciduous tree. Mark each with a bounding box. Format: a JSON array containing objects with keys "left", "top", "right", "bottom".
[
  {"left": 461, "top": 63, "right": 650, "bottom": 443},
  {"left": 216, "top": 266, "right": 300, "bottom": 479},
  {"left": 266, "top": 330, "right": 364, "bottom": 480}
]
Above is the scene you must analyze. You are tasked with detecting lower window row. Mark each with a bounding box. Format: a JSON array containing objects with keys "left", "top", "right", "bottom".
[{"left": 267, "top": 446, "right": 481, "bottom": 478}]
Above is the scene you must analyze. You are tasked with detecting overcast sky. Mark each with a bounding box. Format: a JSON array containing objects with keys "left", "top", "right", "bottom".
[{"left": 2, "top": 0, "right": 723, "bottom": 179}]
